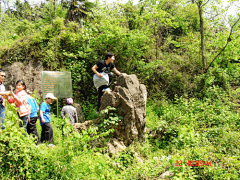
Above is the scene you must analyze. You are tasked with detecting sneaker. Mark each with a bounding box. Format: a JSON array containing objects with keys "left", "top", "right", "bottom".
[
  {"left": 96, "top": 111, "right": 99, "bottom": 114},
  {"left": 102, "top": 88, "right": 111, "bottom": 92}
]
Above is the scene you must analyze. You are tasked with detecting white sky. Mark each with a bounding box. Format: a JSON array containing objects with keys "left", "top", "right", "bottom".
[
  {"left": 25, "top": 0, "right": 138, "bottom": 6},
  {"left": 1, "top": 0, "right": 239, "bottom": 16}
]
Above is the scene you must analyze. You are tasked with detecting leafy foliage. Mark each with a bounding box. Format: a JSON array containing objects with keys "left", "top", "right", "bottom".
[
  {"left": 0, "top": 0, "right": 240, "bottom": 178},
  {"left": 1, "top": 88, "right": 240, "bottom": 179},
  {"left": 65, "top": 0, "right": 95, "bottom": 25},
  {"left": 98, "top": 106, "right": 123, "bottom": 132}
]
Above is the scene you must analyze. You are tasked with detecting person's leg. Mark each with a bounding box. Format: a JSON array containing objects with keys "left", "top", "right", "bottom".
[
  {"left": 97, "top": 73, "right": 114, "bottom": 112},
  {"left": 108, "top": 72, "right": 113, "bottom": 86},
  {"left": 29, "top": 117, "right": 40, "bottom": 143},
  {"left": 44, "top": 122, "right": 53, "bottom": 144},
  {"left": 41, "top": 124, "right": 46, "bottom": 143},
  {"left": 97, "top": 85, "right": 107, "bottom": 112},
  {"left": 0, "top": 104, "right": 5, "bottom": 130},
  {"left": 27, "top": 121, "right": 31, "bottom": 134},
  {"left": 48, "top": 123, "right": 53, "bottom": 144},
  {"left": 62, "top": 124, "right": 65, "bottom": 140},
  {"left": 20, "top": 115, "right": 28, "bottom": 133}
]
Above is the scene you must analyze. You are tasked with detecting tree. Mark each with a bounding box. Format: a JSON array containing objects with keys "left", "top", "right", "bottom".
[
  {"left": 54, "top": 0, "right": 56, "bottom": 19},
  {"left": 64, "top": 0, "right": 95, "bottom": 25},
  {"left": 191, "top": 0, "right": 208, "bottom": 71},
  {"left": 205, "top": 16, "right": 240, "bottom": 73}
]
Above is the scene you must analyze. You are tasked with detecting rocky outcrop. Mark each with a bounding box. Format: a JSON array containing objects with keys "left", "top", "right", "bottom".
[
  {"left": 100, "top": 74, "right": 147, "bottom": 145},
  {"left": 107, "top": 138, "right": 126, "bottom": 156},
  {"left": 70, "top": 74, "right": 147, "bottom": 155},
  {"left": 72, "top": 120, "right": 93, "bottom": 132},
  {"left": 3, "top": 62, "right": 43, "bottom": 97},
  {"left": 73, "top": 103, "right": 84, "bottom": 123}
]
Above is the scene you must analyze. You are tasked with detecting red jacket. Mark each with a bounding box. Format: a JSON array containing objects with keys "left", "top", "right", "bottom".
[{"left": 7, "top": 90, "right": 31, "bottom": 117}]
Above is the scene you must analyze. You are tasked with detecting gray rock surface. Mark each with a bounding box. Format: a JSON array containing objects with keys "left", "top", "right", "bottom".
[
  {"left": 3, "top": 62, "right": 43, "bottom": 97},
  {"left": 73, "top": 120, "right": 93, "bottom": 132},
  {"left": 73, "top": 103, "right": 84, "bottom": 123},
  {"left": 100, "top": 74, "right": 147, "bottom": 145},
  {"left": 107, "top": 138, "right": 126, "bottom": 156}
]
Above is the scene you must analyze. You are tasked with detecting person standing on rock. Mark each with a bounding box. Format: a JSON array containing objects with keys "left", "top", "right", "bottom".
[
  {"left": 92, "top": 52, "right": 122, "bottom": 114},
  {"left": 0, "top": 69, "right": 9, "bottom": 130},
  {"left": 26, "top": 90, "right": 40, "bottom": 144},
  {"left": 6, "top": 80, "right": 31, "bottom": 133},
  {"left": 40, "top": 93, "right": 57, "bottom": 146}
]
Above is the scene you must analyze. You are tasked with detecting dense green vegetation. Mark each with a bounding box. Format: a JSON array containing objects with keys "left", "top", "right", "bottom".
[
  {"left": 0, "top": 0, "right": 240, "bottom": 179},
  {"left": 1, "top": 90, "right": 240, "bottom": 179}
]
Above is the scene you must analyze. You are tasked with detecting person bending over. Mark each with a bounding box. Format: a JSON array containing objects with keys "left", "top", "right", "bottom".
[{"left": 92, "top": 52, "right": 122, "bottom": 113}]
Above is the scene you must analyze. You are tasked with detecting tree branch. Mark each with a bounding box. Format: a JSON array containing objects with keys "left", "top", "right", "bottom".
[
  {"left": 202, "top": 0, "right": 211, "bottom": 7},
  {"left": 204, "top": 16, "right": 240, "bottom": 73}
]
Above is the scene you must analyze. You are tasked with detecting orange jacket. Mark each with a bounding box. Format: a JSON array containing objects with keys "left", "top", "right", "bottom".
[{"left": 7, "top": 90, "right": 31, "bottom": 117}]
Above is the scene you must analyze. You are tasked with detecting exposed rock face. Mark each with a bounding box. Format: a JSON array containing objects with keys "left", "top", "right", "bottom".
[
  {"left": 3, "top": 62, "right": 43, "bottom": 97},
  {"left": 107, "top": 138, "right": 126, "bottom": 156},
  {"left": 100, "top": 74, "right": 147, "bottom": 145},
  {"left": 73, "top": 103, "right": 84, "bottom": 123},
  {"left": 73, "top": 120, "right": 93, "bottom": 132}
]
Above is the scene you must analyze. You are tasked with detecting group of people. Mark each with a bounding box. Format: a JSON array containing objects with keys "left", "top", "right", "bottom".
[
  {"left": 0, "top": 52, "right": 122, "bottom": 145},
  {"left": 0, "top": 69, "right": 78, "bottom": 145}
]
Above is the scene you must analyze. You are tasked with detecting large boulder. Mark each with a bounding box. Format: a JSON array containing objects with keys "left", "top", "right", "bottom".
[{"left": 100, "top": 74, "right": 147, "bottom": 145}]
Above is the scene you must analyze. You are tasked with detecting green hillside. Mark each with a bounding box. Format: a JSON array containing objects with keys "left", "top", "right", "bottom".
[{"left": 0, "top": 0, "right": 240, "bottom": 179}]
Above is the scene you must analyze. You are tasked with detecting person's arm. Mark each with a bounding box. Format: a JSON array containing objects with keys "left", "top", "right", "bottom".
[
  {"left": 40, "top": 111, "right": 45, "bottom": 123},
  {"left": 28, "top": 107, "right": 31, "bottom": 122},
  {"left": 10, "top": 91, "right": 28, "bottom": 104},
  {"left": 6, "top": 95, "right": 15, "bottom": 103},
  {"left": 113, "top": 67, "right": 122, "bottom": 76},
  {"left": 0, "top": 92, "right": 9, "bottom": 96},
  {"left": 92, "top": 65, "right": 102, "bottom": 78}
]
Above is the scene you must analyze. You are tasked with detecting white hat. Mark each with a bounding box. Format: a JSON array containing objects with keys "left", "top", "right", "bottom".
[{"left": 46, "top": 93, "right": 57, "bottom": 99}]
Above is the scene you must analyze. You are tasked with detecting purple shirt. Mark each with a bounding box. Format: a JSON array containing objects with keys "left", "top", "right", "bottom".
[{"left": 0, "top": 82, "right": 5, "bottom": 104}]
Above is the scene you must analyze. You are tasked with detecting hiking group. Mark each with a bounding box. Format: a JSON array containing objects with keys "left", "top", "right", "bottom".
[{"left": 0, "top": 52, "right": 123, "bottom": 146}]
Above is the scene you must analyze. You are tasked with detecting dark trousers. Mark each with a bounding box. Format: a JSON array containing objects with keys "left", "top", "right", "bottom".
[
  {"left": 41, "top": 122, "right": 53, "bottom": 144},
  {"left": 19, "top": 115, "right": 29, "bottom": 133},
  {"left": 27, "top": 117, "right": 40, "bottom": 143},
  {"left": 97, "top": 73, "right": 113, "bottom": 111}
]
